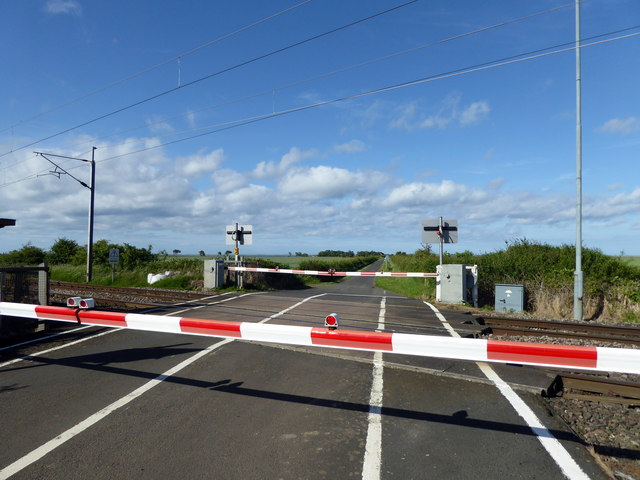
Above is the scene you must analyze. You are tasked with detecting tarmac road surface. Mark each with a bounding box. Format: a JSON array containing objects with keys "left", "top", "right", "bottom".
[{"left": 0, "top": 264, "right": 608, "bottom": 479}]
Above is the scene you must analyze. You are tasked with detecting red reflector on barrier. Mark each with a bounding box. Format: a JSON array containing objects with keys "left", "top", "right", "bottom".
[
  {"left": 35, "top": 305, "right": 78, "bottom": 322},
  {"left": 311, "top": 328, "right": 393, "bottom": 351},
  {"left": 79, "top": 310, "right": 128, "bottom": 327},
  {"left": 487, "top": 340, "right": 598, "bottom": 368},
  {"left": 324, "top": 313, "right": 339, "bottom": 328},
  {"left": 180, "top": 318, "right": 243, "bottom": 337}
]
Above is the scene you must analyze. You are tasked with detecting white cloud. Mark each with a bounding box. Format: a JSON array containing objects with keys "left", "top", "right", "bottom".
[
  {"left": 459, "top": 101, "right": 490, "bottom": 126},
  {"left": 487, "top": 177, "right": 504, "bottom": 190},
  {"left": 179, "top": 148, "right": 225, "bottom": 178},
  {"left": 419, "top": 114, "right": 451, "bottom": 129},
  {"left": 390, "top": 103, "right": 419, "bottom": 131},
  {"left": 100, "top": 136, "right": 168, "bottom": 165},
  {"left": 224, "top": 184, "right": 271, "bottom": 211},
  {"left": 382, "top": 180, "right": 471, "bottom": 208},
  {"left": 598, "top": 117, "right": 640, "bottom": 135},
  {"left": 278, "top": 166, "right": 387, "bottom": 201},
  {"left": 45, "top": 0, "right": 82, "bottom": 15},
  {"left": 146, "top": 116, "right": 174, "bottom": 134},
  {"left": 251, "top": 147, "right": 315, "bottom": 180},
  {"left": 2, "top": 134, "right": 638, "bottom": 256},
  {"left": 185, "top": 110, "right": 197, "bottom": 129},
  {"left": 332, "top": 139, "right": 368, "bottom": 153},
  {"left": 212, "top": 168, "right": 246, "bottom": 192},
  {"left": 390, "top": 96, "right": 490, "bottom": 132},
  {"left": 586, "top": 188, "right": 640, "bottom": 218}
]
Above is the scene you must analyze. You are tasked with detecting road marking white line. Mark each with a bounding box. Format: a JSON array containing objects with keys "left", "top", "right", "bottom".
[
  {"left": 0, "top": 329, "right": 119, "bottom": 369},
  {"left": 0, "top": 325, "right": 93, "bottom": 352},
  {"left": 0, "top": 292, "right": 325, "bottom": 478},
  {"left": 0, "top": 293, "right": 251, "bottom": 369},
  {"left": 424, "top": 302, "right": 589, "bottom": 480},
  {"left": 259, "top": 293, "right": 326, "bottom": 323},
  {"left": 362, "top": 296, "right": 385, "bottom": 480},
  {"left": 0, "top": 338, "right": 233, "bottom": 480},
  {"left": 172, "top": 291, "right": 261, "bottom": 316}
]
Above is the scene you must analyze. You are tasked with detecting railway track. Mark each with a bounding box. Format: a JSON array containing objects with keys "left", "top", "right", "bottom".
[
  {"left": 49, "top": 280, "right": 215, "bottom": 310},
  {"left": 545, "top": 373, "right": 640, "bottom": 406},
  {"left": 479, "top": 315, "right": 640, "bottom": 406},
  {"left": 479, "top": 315, "right": 640, "bottom": 346}
]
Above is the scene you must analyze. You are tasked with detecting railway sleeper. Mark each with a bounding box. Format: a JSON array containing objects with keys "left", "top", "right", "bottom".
[{"left": 544, "top": 373, "right": 640, "bottom": 406}]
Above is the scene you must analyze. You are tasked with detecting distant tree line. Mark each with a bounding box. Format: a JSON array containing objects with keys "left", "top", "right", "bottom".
[
  {"left": 0, "top": 238, "right": 158, "bottom": 269},
  {"left": 317, "top": 250, "right": 384, "bottom": 257}
]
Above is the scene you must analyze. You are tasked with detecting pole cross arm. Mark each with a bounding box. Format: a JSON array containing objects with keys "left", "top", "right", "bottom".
[
  {"left": 226, "top": 225, "right": 253, "bottom": 246},
  {"left": 422, "top": 225, "right": 458, "bottom": 233},
  {"left": 0, "top": 218, "right": 16, "bottom": 228}
]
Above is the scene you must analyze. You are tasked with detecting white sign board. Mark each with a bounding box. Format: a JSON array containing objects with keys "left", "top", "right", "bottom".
[
  {"left": 225, "top": 225, "right": 253, "bottom": 245},
  {"left": 109, "top": 248, "right": 120, "bottom": 265},
  {"left": 421, "top": 219, "right": 458, "bottom": 244}
]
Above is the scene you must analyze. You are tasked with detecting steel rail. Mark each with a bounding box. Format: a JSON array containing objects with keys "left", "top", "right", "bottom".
[
  {"left": 545, "top": 373, "right": 640, "bottom": 406},
  {"left": 481, "top": 316, "right": 640, "bottom": 346}
]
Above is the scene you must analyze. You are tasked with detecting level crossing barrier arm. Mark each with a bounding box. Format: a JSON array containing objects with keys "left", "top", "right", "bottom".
[
  {"left": 1, "top": 301, "right": 638, "bottom": 375},
  {"left": 227, "top": 266, "right": 438, "bottom": 277}
]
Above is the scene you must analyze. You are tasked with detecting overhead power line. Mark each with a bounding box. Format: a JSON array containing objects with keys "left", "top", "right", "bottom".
[
  {"left": 0, "top": 0, "right": 420, "bottom": 160},
  {"left": 0, "top": 0, "right": 315, "bottom": 136},
  {"left": 91, "top": 28, "right": 640, "bottom": 163},
  {"left": 2, "top": 26, "right": 638, "bottom": 189},
  {"left": 56, "top": 2, "right": 577, "bottom": 156}
]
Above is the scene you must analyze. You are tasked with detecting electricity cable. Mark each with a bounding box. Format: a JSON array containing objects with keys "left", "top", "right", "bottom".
[
  {"left": 1, "top": 26, "right": 638, "bottom": 188},
  {"left": 95, "top": 27, "right": 640, "bottom": 164},
  {"left": 0, "top": 0, "right": 314, "bottom": 136},
  {"left": 0, "top": 0, "right": 420, "bottom": 160},
  {"left": 54, "top": 2, "right": 577, "bottom": 156}
]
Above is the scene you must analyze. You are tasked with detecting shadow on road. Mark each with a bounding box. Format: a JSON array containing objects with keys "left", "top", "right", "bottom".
[{"left": 6, "top": 350, "right": 638, "bottom": 462}]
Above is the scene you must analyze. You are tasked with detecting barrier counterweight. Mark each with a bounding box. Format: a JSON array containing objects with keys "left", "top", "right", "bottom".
[{"left": 1, "top": 301, "right": 639, "bottom": 375}]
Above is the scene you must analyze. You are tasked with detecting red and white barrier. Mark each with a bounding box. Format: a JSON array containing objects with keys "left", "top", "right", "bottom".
[
  {"left": 2, "top": 301, "right": 639, "bottom": 375},
  {"left": 228, "top": 266, "right": 438, "bottom": 278}
]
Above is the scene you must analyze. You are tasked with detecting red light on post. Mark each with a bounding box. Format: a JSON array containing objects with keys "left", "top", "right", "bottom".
[
  {"left": 325, "top": 313, "right": 340, "bottom": 329},
  {"left": 79, "top": 298, "right": 95, "bottom": 309},
  {"left": 67, "top": 297, "right": 95, "bottom": 309},
  {"left": 67, "top": 297, "right": 82, "bottom": 307}
]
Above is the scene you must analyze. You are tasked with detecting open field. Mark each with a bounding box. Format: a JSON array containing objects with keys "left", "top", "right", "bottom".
[
  {"left": 176, "top": 255, "right": 346, "bottom": 268},
  {"left": 247, "top": 256, "right": 345, "bottom": 267},
  {"left": 622, "top": 256, "right": 640, "bottom": 268}
]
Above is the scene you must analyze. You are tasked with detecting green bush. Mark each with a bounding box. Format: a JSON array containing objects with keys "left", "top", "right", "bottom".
[
  {"left": 0, "top": 243, "right": 46, "bottom": 265},
  {"left": 46, "top": 238, "right": 82, "bottom": 264},
  {"left": 378, "top": 239, "right": 640, "bottom": 321}
]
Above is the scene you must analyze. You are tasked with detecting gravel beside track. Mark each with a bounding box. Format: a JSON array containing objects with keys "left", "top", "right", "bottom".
[
  {"left": 488, "top": 332, "right": 640, "bottom": 479},
  {"left": 49, "top": 281, "right": 216, "bottom": 309}
]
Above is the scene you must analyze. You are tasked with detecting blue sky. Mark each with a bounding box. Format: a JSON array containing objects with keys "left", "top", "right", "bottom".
[{"left": 1, "top": 0, "right": 639, "bottom": 257}]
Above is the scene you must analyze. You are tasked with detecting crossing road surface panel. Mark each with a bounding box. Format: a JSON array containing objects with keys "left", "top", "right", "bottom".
[{"left": 0, "top": 273, "right": 609, "bottom": 479}]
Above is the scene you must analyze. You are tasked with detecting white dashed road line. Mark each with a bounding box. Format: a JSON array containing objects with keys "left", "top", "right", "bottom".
[{"left": 362, "top": 296, "right": 386, "bottom": 480}]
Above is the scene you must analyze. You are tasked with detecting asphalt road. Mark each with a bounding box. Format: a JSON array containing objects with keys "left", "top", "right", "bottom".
[{"left": 0, "top": 269, "right": 609, "bottom": 479}]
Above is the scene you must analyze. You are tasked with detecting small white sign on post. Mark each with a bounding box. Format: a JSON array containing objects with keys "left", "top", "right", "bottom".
[
  {"left": 108, "top": 248, "right": 119, "bottom": 283},
  {"left": 109, "top": 248, "right": 120, "bottom": 265},
  {"left": 225, "top": 225, "right": 253, "bottom": 245}
]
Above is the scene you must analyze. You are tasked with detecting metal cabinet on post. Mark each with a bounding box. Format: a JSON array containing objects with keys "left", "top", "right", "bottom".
[
  {"left": 204, "top": 260, "right": 225, "bottom": 289},
  {"left": 439, "top": 264, "right": 466, "bottom": 303},
  {"left": 495, "top": 284, "right": 524, "bottom": 313}
]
